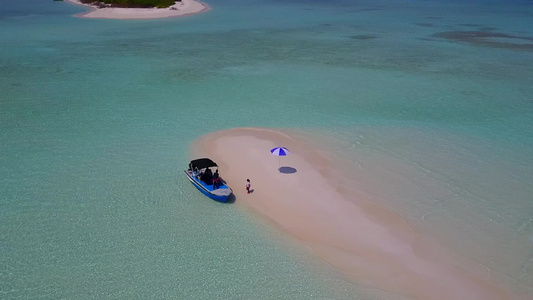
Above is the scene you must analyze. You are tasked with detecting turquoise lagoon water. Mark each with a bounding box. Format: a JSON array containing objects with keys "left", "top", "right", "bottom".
[{"left": 1, "top": 0, "right": 532, "bottom": 298}]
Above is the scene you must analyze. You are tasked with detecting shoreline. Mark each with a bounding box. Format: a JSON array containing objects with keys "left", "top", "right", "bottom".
[
  {"left": 66, "top": 0, "right": 209, "bottom": 19},
  {"left": 192, "top": 127, "right": 521, "bottom": 300}
]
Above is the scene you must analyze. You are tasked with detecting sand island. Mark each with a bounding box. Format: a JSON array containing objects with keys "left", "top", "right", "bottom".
[
  {"left": 66, "top": 0, "right": 209, "bottom": 19},
  {"left": 192, "top": 127, "right": 524, "bottom": 300}
]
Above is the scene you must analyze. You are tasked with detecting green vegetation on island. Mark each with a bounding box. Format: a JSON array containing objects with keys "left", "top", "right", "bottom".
[{"left": 80, "top": 0, "right": 179, "bottom": 8}]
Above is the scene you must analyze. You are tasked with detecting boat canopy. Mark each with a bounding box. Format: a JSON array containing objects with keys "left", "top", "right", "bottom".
[{"left": 189, "top": 158, "right": 218, "bottom": 170}]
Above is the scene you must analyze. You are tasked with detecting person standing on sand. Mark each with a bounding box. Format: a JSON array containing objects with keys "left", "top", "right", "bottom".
[{"left": 246, "top": 179, "right": 251, "bottom": 194}]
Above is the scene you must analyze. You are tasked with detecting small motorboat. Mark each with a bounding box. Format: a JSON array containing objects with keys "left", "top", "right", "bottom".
[{"left": 184, "top": 158, "right": 233, "bottom": 202}]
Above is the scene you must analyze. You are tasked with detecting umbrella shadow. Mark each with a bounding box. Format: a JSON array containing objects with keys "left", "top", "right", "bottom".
[{"left": 278, "top": 166, "right": 297, "bottom": 174}]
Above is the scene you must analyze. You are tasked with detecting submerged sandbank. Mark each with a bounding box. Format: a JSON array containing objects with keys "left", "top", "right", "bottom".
[
  {"left": 66, "top": 0, "right": 209, "bottom": 19},
  {"left": 192, "top": 127, "right": 521, "bottom": 300}
]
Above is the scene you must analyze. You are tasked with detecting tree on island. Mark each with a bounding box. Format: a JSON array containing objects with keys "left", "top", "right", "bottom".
[{"left": 80, "top": 0, "right": 180, "bottom": 8}]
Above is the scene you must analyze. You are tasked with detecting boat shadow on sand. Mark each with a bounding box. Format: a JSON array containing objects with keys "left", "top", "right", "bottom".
[
  {"left": 278, "top": 166, "right": 297, "bottom": 174},
  {"left": 223, "top": 193, "right": 236, "bottom": 204}
]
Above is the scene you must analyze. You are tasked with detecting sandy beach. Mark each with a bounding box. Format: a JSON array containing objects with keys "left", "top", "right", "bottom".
[
  {"left": 192, "top": 127, "right": 521, "bottom": 300},
  {"left": 66, "top": 0, "right": 209, "bottom": 19}
]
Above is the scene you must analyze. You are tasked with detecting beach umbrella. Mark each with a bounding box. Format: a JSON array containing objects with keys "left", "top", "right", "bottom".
[{"left": 270, "top": 147, "right": 290, "bottom": 169}]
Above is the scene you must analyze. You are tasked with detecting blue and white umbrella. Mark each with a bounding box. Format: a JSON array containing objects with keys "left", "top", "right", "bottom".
[
  {"left": 271, "top": 147, "right": 290, "bottom": 156},
  {"left": 271, "top": 147, "right": 290, "bottom": 169}
]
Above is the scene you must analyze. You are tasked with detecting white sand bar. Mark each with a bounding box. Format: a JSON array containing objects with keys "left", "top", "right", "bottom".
[
  {"left": 67, "top": 0, "right": 209, "bottom": 19},
  {"left": 193, "top": 127, "right": 519, "bottom": 300}
]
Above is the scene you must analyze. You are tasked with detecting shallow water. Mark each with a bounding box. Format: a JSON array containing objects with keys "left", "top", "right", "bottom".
[{"left": 1, "top": 0, "right": 532, "bottom": 298}]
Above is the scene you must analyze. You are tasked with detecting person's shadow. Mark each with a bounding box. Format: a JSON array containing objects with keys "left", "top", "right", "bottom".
[{"left": 278, "top": 166, "right": 297, "bottom": 174}]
